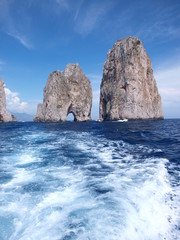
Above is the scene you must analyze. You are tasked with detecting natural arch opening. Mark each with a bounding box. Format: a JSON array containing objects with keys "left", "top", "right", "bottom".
[
  {"left": 67, "top": 104, "right": 77, "bottom": 122},
  {"left": 66, "top": 112, "right": 75, "bottom": 121}
]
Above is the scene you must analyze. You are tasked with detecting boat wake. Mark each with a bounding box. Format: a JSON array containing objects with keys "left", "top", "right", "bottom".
[{"left": 0, "top": 128, "right": 179, "bottom": 240}]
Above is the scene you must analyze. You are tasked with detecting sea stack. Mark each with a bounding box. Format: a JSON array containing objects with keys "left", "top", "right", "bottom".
[
  {"left": 0, "top": 78, "right": 15, "bottom": 122},
  {"left": 34, "top": 64, "right": 92, "bottom": 122},
  {"left": 99, "top": 36, "right": 163, "bottom": 120}
]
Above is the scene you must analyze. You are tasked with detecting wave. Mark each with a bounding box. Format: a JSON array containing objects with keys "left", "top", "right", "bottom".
[{"left": 0, "top": 130, "right": 179, "bottom": 240}]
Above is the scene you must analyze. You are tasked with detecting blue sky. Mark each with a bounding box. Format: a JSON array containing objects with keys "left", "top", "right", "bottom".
[{"left": 0, "top": 0, "right": 180, "bottom": 119}]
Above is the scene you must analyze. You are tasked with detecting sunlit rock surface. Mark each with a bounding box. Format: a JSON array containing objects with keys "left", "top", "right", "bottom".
[
  {"left": 34, "top": 64, "right": 92, "bottom": 122},
  {"left": 99, "top": 36, "right": 163, "bottom": 120},
  {"left": 0, "top": 78, "right": 15, "bottom": 122}
]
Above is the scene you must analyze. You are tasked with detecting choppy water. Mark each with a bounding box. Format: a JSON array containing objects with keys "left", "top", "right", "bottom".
[{"left": 0, "top": 120, "right": 180, "bottom": 240}]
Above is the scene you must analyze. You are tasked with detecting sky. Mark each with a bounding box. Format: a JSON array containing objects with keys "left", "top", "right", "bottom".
[{"left": 0, "top": 0, "right": 180, "bottom": 120}]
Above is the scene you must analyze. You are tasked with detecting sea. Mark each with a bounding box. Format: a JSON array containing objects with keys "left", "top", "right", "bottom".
[{"left": 0, "top": 120, "right": 179, "bottom": 240}]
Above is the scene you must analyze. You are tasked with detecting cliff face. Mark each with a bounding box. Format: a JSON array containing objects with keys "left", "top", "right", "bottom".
[
  {"left": 0, "top": 78, "right": 15, "bottom": 122},
  {"left": 34, "top": 64, "right": 92, "bottom": 122},
  {"left": 99, "top": 36, "right": 163, "bottom": 120}
]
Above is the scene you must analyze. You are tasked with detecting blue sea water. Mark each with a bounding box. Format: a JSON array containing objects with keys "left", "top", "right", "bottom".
[{"left": 0, "top": 120, "right": 180, "bottom": 240}]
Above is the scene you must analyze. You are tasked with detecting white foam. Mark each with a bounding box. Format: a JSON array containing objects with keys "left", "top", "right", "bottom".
[
  {"left": 16, "top": 153, "right": 40, "bottom": 165},
  {"left": 0, "top": 131, "right": 179, "bottom": 240},
  {"left": 1, "top": 168, "right": 35, "bottom": 189},
  {"left": 75, "top": 134, "right": 180, "bottom": 239}
]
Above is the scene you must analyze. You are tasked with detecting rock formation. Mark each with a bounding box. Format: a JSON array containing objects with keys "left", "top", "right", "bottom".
[
  {"left": 34, "top": 64, "right": 92, "bottom": 122},
  {"left": 99, "top": 36, "right": 163, "bottom": 120},
  {"left": 0, "top": 78, "right": 15, "bottom": 122}
]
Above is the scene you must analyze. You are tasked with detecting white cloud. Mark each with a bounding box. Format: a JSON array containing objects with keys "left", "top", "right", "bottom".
[
  {"left": 56, "top": 0, "right": 69, "bottom": 10},
  {"left": 155, "top": 65, "right": 180, "bottom": 87},
  {"left": 74, "top": 2, "right": 109, "bottom": 36},
  {"left": 160, "top": 88, "right": 180, "bottom": 99},
  {"left": 74, "top": 0, "right": 84, "bottom": 20},
  {"left": 7, "top": 32, "right": 33, "bottom": 49},
  {"left": 155, "top": 62, "right": 180, "bottom": 118},
  {"left": 5, "top": 87, "right": 39, "bottom": 116},
  {"left": 5, "top": 88, "right": 28, "bottom": 113}
]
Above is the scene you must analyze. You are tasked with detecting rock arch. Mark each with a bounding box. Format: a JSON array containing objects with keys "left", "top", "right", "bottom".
[
  {"left": 34, "top": 64, "right": 92, "bottom": 122},
  {"left": 66, "top": 104, "right": 77, "bottom": 121}
]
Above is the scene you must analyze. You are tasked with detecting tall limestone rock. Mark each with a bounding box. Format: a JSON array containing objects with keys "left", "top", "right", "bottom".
[
  {"left": 99, "top": 36, "right": 163, "bottom": 120},
  {"left": 0, "top": 78, "right": 15, "bottom": 122},
  {"left": 34, "top": 64, "right": 92, "bottom": 122}
]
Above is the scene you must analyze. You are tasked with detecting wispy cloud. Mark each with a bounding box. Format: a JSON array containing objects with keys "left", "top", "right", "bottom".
[
  {"left": 0, "top": 0, "right": 33, "bottom": 49},
  {"left": 97, "top": 2, "right": 180, "bottom": 44},
  {"left": 0, "top": 60, "right": 5, "bottom": 65},
  {"left": 56, "top": 0, "right": 70, "bottom": 10},
  {"left": 155, "top": 60, "right": 180, "bottom": 118},
  {"left": 74, "top": 2, "right": 110, "bottom": 36},
  {"left": 7, "top": 32, "right": 33, "bottom": 49},
  {"left": 138, "top": 21, "right": 180, "bottom": 42},
  {"left": 159, "top": 88, "right": 180, "bottom": 103},
  {"left": 0, "top": 59, "right": 5, "bottom": 71},
  {"left": 74, "top": 0, "right": 84, "bottom": 21},
  {"left": 137, "top": 3, "right": 180, "bottom": 41},
  {"left": 155, "top": 64, "right": 180, "bottom": 87}
]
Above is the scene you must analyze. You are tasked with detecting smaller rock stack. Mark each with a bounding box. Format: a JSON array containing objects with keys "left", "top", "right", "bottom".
[{"left": 34, "top": 64, "right": 92, "bottom": 122}]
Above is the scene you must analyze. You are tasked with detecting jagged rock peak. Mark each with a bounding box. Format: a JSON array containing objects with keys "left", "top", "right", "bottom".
[
  {"left": 0, "top": 78, "right": 16, "bottom": 122},
  {"left": 64, "top": 63, "right": 79, "bottom": 78},
  {"left": 34, "top": 63, "right": 92, "bottom": 122},
  {"left": 99, "top": 36, "right": 163, "bottom": 120}
]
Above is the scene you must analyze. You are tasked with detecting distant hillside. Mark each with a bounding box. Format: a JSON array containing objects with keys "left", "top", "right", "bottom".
[{"left": 12, "top": 113, "right": 34, "bottom": 122}]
